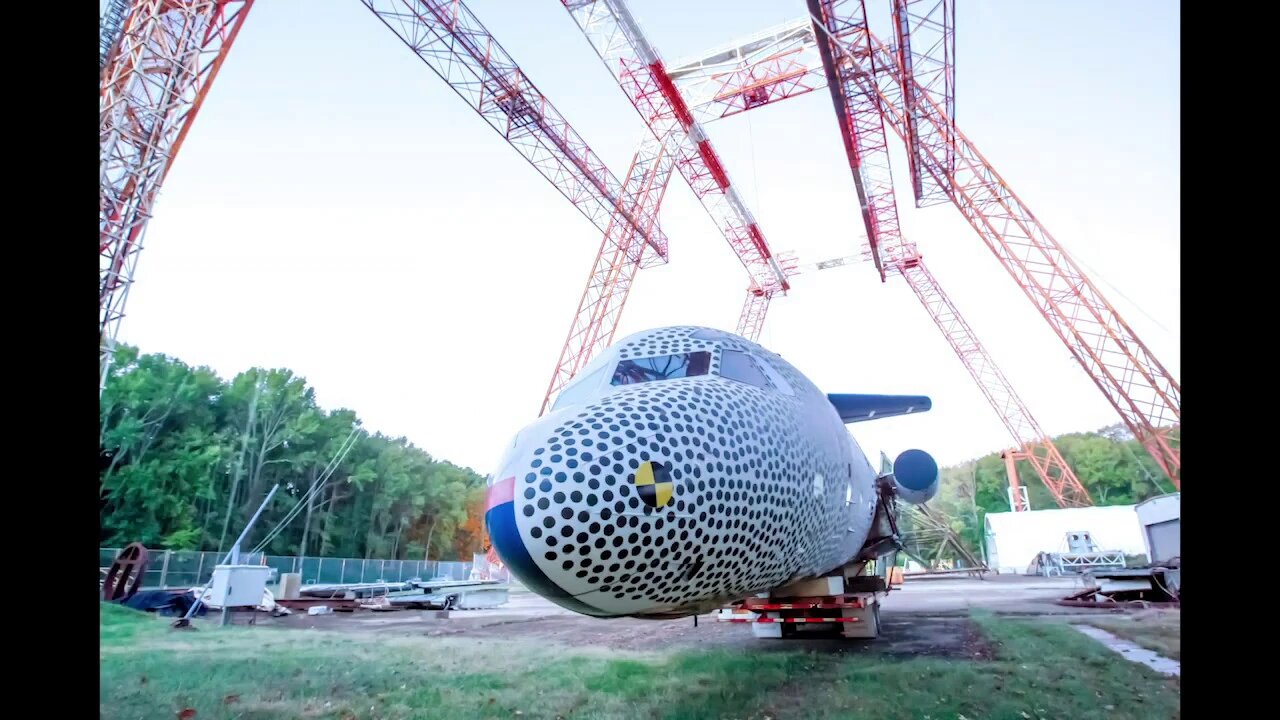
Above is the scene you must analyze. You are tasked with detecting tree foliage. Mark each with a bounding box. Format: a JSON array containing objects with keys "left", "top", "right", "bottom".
[
  {"left": 100, "top": 345, "right": 488, "bottom": 559},
  {"left": 101, "top": 344, "right": 1177, "bottom": 567}
]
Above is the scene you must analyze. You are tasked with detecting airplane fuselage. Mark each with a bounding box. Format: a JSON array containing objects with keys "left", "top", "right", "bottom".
[{"left": 485, "top": 326, "right": 923, "bottom": 619}]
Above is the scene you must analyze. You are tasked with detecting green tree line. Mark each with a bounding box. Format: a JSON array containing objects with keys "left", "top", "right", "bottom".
[
  {"left": 925, "top": 425, "right": 1179, "bottom": 559},
  {"left": 100, "top": 345, "right": 488, "bottom": 560},
  {"left": 101, "top": 342, "right": 1175, "bottom": 566}
]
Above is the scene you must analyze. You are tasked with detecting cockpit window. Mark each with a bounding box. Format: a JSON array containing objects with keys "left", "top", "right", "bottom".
[
  {"left": 719, "top": 350, "right": 773, "bottom": 390},
  {"left": 611, "top": 351, "right": 711, "bottom": 386},
  {"left": 754, "top": 355, "right": 795, "bottom": 396}
]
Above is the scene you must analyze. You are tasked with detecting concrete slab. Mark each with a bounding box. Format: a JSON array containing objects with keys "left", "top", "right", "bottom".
[
  {"left": 881, "top": 575, "right": 1084, "bottom": 615},
  {"left": 1073, "top": 624, "right": 1180, "bottom": 676}
]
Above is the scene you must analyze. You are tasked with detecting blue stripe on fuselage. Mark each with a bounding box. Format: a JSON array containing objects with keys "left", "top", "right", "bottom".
[{"left": 485, "top": 501, "right": 609, "bottom": 618}]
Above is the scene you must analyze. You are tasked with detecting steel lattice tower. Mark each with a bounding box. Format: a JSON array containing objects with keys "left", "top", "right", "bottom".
[{"left": 100, "top": 0, "right": 254, "bottom": 391}]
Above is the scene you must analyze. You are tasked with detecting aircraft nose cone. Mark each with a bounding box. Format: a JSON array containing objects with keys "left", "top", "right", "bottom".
[
  {"left": 486, "top": 437, "right": 613, "bottom": 617},
  {"left": 492, "top": 388, "right": 740, "bottom": 617}
]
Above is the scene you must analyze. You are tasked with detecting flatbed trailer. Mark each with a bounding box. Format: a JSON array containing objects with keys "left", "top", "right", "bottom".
[{"left": 716, "top": 561, "right": 888, "bottom": 639}]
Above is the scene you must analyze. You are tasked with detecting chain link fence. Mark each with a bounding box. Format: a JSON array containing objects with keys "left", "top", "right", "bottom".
[{"left": 100, "top": 548, "right": 476, "bottom": 590}]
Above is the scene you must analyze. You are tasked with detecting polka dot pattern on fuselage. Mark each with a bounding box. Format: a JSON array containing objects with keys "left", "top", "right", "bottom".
[{"left": 512, "top": 326, "right": 879, "bottom": 616}]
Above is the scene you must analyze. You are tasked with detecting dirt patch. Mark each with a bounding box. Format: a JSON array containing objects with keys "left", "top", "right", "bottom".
[
  {"left": 257, "top": 607, "right": 995, "bottom": 659},
  {"left": 450, "top": 612, "right": 716, "bottom": 650},
  {"left": 876, "top": 615, "right": 995, "bottom": 660},
  {"left": 247, "top": 578, "right": 1084, "bottom": 658}
]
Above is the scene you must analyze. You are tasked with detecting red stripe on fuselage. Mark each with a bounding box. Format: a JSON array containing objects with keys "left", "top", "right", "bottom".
[{"left": 486, "top": 476, "right": 516, "bottom": 511}]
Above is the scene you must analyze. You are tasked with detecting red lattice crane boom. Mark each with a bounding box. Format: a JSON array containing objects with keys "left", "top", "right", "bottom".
[
  {"left": 100, "top": 0, "right": 255, "bottom": 392},
  {"left": 538, "top": 133, "right": 677, "bottom": 415},
  {"left": 667, "top": 20, "right": 826, "bottom": 124},
  {"left": 680, "top": 7, "right": 1178, "bottom": 490},
  {"left": 899, "top": 262, "right": 1089, "bottom": 509},
  {"left": 810, "top": 0, "right": 1092, "bottom": 508},
  {"left": 891, "top": 0, "right": 955, "bottom": 208},
  {"left": 356, "top": 0, "right": 688, "bottom": 417},
  {"left": 817, "top": 17, "right": 1181, "bottom": 487},
  {"left": 99, "top": 1, "right": 1178, "bottom": 496},
  {"left": 737, "top": 289, "right": 773, "bottom": 343},
  {"left": 358, "top": 0, "right": 669, "bottom": 261},
  {"left": 559, "top": 1, "right": 793, "bottom": 332},
  {"left": 676, "top": 11, "right": 1090, "bottom": 509}
]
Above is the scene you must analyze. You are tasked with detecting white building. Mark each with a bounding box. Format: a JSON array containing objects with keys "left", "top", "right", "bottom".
[{"left": 983, "top": 505, "right": 1148, "bottom": 574}]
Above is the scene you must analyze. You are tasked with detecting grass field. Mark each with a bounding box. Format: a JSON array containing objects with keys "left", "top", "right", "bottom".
[
  {"left": 100, "top": 604, "right": 1179, "bottom": 720},
  {"left": 1080, "top": 609, "right": 1181, "bottom": 661}
]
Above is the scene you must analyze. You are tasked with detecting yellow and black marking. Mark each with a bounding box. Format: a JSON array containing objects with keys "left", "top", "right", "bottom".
[{"left": 634, "top": 461, "right": 674, "bottom": 509}]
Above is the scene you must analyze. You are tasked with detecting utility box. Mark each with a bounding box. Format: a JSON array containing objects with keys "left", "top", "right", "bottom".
[{"left": 209, "top": 565, "right": 273, "bottom": 608}]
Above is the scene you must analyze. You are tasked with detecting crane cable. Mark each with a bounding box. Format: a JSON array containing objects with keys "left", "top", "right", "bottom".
[
  {"left": 250, "top": 425, "right": 362, "bottom": 554},
  {"left": 251, "top": 426, "right": 360, "bottom": 553}
]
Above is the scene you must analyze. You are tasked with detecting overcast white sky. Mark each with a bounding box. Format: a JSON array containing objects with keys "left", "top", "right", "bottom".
[{"left": 116, "top": 0, "right": 1180, "bottom": 477}]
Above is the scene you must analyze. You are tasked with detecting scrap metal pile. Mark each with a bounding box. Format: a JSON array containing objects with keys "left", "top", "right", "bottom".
[
  {"left": 101, "top": 544, "right": 511, "bottom": 618},
  {"left": 294, "top": 578, "right": 510, "bottom": 612},
  {"left": 1058, "top": 560, "right": 1181, "bottom": 609}
]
